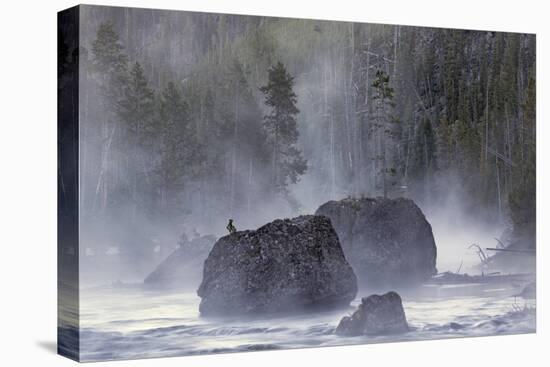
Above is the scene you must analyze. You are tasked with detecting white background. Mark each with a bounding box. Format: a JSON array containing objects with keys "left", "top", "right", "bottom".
[{"left": 0, "top": 0, "right": 548, "bottom": 365}]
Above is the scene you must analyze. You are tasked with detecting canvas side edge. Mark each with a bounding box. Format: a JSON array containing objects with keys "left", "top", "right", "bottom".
[{"left": 57, "top": 5, "right": 81, "bottom": 362}]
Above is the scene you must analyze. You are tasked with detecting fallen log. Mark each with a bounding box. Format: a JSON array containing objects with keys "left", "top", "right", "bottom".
[
  {"left": 485, "top": 248, "right": 536, "bottom": 254},
  {"left": 427, "top": 271, "right": 533, "bottom": 285}
]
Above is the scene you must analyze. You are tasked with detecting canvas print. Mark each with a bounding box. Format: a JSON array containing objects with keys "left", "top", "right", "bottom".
[{"left": 58, "top": 4, "right": 536, "bottom": 362}]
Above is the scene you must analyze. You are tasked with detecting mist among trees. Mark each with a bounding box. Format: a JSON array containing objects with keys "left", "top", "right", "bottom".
[{"left": 70, "top": 7, "right": 535, "bottom": 281}]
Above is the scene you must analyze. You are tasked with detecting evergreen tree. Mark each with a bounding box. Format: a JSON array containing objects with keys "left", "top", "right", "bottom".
[
  {"left": 410, "top": 118, "right": 436, "bottom": 195},
  {"left": 115, "top": 62, "right": 156, "bottom": 215},
  {"left": 92, "top": 22, "right": 128, "bottom": 74},
  {"left": 91, "top": 22, "right": 128, "bottom": 99},
  {"left": 116, "top": 62, "right": 156, "bottom": 143},
  {"left": 156, "top": 81, "right": 195, "bottom": 211},
  {"left": 260, "top": 62, "right": 307, "bottom": 194},
  {"left": 89, "top": 22, "right": 129, "bottom": 213}
]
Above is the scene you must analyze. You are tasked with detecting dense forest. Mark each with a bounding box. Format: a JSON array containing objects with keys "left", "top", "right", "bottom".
[{"left": 67, "top": 7, "right": 535, "bottom": 277}]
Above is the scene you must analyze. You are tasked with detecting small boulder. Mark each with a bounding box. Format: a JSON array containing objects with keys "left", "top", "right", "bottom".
[
  {"left": 316, "top": 197, "right": 437, "bottom": 287},
  {"left": 519, "top": 282, "right": 536, "bottom": 299},
  {"left": 144, "top": 235, "right": 216, "bottom": 289},
  {"left": 335, "top": 291, "right": 408, "bottom": 336},
  {"left": 197, "top": 215, "right": 357, "bottom": 316}
]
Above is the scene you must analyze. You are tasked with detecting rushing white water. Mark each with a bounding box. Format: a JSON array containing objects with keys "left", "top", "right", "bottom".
[{"left": 77, "top": 282, "right": 535, "bottom": 362}]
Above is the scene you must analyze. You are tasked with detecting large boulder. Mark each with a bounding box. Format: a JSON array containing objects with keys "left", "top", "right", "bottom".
[
  {"left": 144, "top": 235, "right": 216, "bottom": 289},
  {"left": 197, "top": 215, "right": 358, "bottom": 316},
  {"left": 335, "top": 291, "right": 408, "bottom": 336},
  {"left": 316, "top": 197, "right": 437, "bottom": 288}
]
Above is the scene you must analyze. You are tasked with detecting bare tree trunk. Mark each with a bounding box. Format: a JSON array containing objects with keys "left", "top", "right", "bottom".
[
  {"left": 505, "top": 104, "right": 512, "bottom": 191},
  {"left": 348, "top": 24, "right": 357, "bottom": 196},
  {"left": 272, "top": 127, "right": 278, "bottom": 192},
  {"left": 393, "top": 26, "right": 399, "bottom": 79},
  {"left": 381, "top": 119, "right": 387, "bottom": 198},
  {"left": 485, "top": 78, "right": 489, "bottom": 163},
  {"left": 404, "top": 114, "right": 414, "bottom": 185},
  {"left": 344, "top": 73, "right": 353, "bottom": 173},
  {"left": 92, "top": 124, "right": 116, "bottom": 212},
  {"left": 247, "top": 159, "right": 253, "bottom": 218},
  {"left": 330, "top": 113, "right": 336, "bottom": 198},
  {"left": 424, "top": 131, "right": 430, "bottom": 204},
  {"left": 229, "top": 89, "right": 239, "bottom": 216},
  {"left": 364, "top": 41, "right": 371, "bottom": 191},
  {"left": 495, "top": 154, "right": 502, "bottom": 222}
]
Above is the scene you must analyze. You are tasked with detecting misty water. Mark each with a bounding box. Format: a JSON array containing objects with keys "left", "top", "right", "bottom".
[
  {"left": 78, "top": 281, "right": 535, "bottom": 362},
  {"left": 72, "top": 204, "right": 536, "bottom": 362}
]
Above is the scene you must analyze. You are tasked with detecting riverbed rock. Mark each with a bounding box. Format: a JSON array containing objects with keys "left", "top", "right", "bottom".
[
  {"left": 316, "top": 197, "right": 437, "bottom": 288},
  {"left": 335, "top": 291, "right": 408, "bottom": 336},
  {"left": 519, "top": 282, "right": 536, "bottom": 299},
  {"left": 144, "top": 235, "right": 216, "bottom": 289},
  {"left": 197, "top": 215, "right": 358, "bottom": 316}
]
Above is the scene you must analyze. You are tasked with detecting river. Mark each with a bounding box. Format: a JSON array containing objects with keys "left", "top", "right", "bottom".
[{"left": 74, "top": 281, "right": 535, "bottom": 361}]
